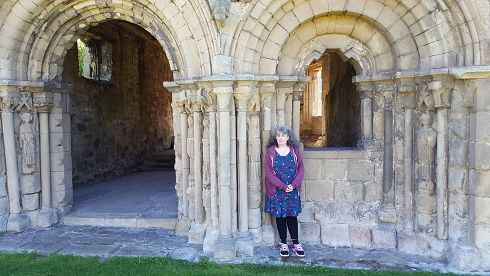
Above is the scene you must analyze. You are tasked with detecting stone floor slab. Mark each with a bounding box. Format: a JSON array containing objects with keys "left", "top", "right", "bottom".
[{"left": 58, "top": 244, "right": 120, "bottom": 257}]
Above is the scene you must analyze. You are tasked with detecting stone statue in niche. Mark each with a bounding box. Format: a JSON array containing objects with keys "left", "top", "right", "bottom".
[
  {"left": 417, "top": 113, "right": 436, "bottom": 181},
  {"left": 247, "top": 115, "right": 261, "bottom": 183},
  {"left": 202, "top": 116, "right": 211, "bottom": 225},
  {"left": 187, "top": 114, "right": 195, "bottom": 220},
  {"left": 19, "top": 113, "right": 36, "bottom": 174},
  {"left": 415, "top": 112, "right": 437, "bottom": 234}
]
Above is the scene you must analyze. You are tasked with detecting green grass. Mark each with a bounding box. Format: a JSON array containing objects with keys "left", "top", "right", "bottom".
[{"left": 0, "top": 253, "right": 462, "bottom": 276}]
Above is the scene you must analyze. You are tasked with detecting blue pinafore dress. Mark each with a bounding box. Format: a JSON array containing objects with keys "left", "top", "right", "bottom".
[{"left": 264, "top": 150, "right": 302, "bottom": 218}]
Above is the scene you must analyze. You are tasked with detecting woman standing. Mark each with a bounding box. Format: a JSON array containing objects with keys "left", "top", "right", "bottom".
[{"left": 264, "top": 125, "right": 305, "bottom": 257}]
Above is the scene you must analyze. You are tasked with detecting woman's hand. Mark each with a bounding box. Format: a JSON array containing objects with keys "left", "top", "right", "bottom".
[{"left": 285, "top": 184, "right": 293, "bottom": 193}]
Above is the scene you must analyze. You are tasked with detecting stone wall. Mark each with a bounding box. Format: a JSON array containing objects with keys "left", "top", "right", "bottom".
[{"left": 62, "top": 21, "right": 173, "bottom": 187}]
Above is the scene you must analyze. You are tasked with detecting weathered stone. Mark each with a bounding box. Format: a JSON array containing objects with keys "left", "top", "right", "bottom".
[
  {"left": 469, "top": 169, "right": 490, "bottom": 197},
  {"left": 261, "top": 225, "right": 276, "bottom": 246},
  {"left": 37, "top": 208, "right": 58, "bottom": 228},
  {"left": 25, "top": 209, "right": 39, "bottom": 228},
  {"left": 298, "top": 201, "right": 315, "bottom": 223},
  {"left": 448, "top": 169, "right": 466, "bottom": 194},
  {"left": 175, "top": 217, "right": 192, "bottom": 235},
  {"left": 450, "top": 245, "right": 481, "bottom": 271},
  {"left": 249, "top": 227, "right": 263, "bottom": 247},
  {"left": 364, "top": 182, "right": 382, "bottom": 202},
  {"left": 449, "top": 113, "right": 469, "bottom": 140},
  {"left": 22, "top": 193, "right": 39, "bottom": 211},
  {"left": 188, "top": 223, "right": 206, "bottom": 244},
  {"left": 20, "top": 173, "right": 41, "bottom": 194},
  {"left": 299, "top": 222, "right": 320, "bottom": 244},
  {"left": 448, "top": 194, "right": 469, "bottom": 243},
  {"left": 417, "top": 180, "right": 436, "bottom": 195},
  {"left": 321, "top": 223, "right": 350, "bottom": 247},
  {"left": 315, "top": 202, "right": 355, "bottom": 224},
  {"left": 354, "top": 203, "right": 378, "bottom": 224},
  {"left": 349, "top": 225, "right": 371, "bottom": 247},
  {"left": 480, "top": 248, "right": 490, "bottom": 270},
  {"left": 448, "top": 141, "right": 468, "bottom": 167},
  {"left": 377, "top": 209, "right": 396, "bottom": 223},
  {"left": 303, "top": 159, "right": 322, "bottom": 180},
  {"left": 397, "top": 231, "right": 418, "bottom": 254},
  {"left": 248, "top": 208, "right": 261, "bottom": 229},
  {"left": 51, "top": 189, "right": 73, "bottom": 208},
  {"left": 213, "top": 237, "right": 236, "bottom": 261},
  {"left": 416, "top": 193, "right": 437, "bottom": 215},
  {"left": 0, "top": 197, "right": 8, "bottom": 216},
  {"left": 470, "top": 196, "right": 490, "bottom": 224},
  {"left": 0, "top": 176, "right": 6, "bottom": 197},
  {"left": 371, "top": 225, "right": 396, "bottom": 248},
  {"left": 347, "top": 161, "right": 374, "bottom": 181},
  {"left": 418, "top": 234, "right": 448, "bottom": 260},
  {"left": 470, "top": 112, "right": 490, "bottom": 142},
  {"left": 417, "top": 213, "right": 436, "bottom": 235},
  {"left": 236, "top": 232, "right": 254, "bottom": 256},
  {"left": 305, "top": 180, "right": 334, "bottom": 202},
  {"left": 469, "top": 142, "right": 490, "bottom": 169},
  {"left": 0, "top": 214, "right": 7, "bottom": 231},
  {"left": 334, "top": 181, "right": 365, "bottom": 202},
  {"left": 321, "top": 160, "right": 347, "bottom": 180},
  {"left": 7, "top": 213, "right": 30, "bottom": 232}
]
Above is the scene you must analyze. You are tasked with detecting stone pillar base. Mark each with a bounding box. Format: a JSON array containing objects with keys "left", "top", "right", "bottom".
[
  {"left": 0, "top": 215, "right": 8, "bottom": 231},
  {"left": 249, "top": 227, "right": 263, "bottom": 247},
  {"left": 175, "top": 217, "right": 192, "bottom": 235},
  {"left": 188, "top": 223, "right": 206, "bottom": 244},
  {"left": 7, "top": 213, "right": 30, "bottom": 232},
  {"left": 38, "top": 208, "right": 58, "bottom": 228},
  {"left": 213, "top": 237, "right": 236, "bottom": 261},
  {"left": 203, "top": 230, "right": 219, "bottom": 253},
  {"left": 56, "top": 205, "right": 72, "bottom": 218},
  {"left": 236, "top": 232, "right": 254, "bottom": 256},
  {"left": 449, "top": 245, "right": 481, "bottom": 271},
  {"left": 261, "top": 224, "right": 276, "bottom": 246}
]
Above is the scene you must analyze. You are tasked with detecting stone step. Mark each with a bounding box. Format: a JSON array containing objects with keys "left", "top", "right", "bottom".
[
  {"left": 138, "top": 150, "right": 175, "bottom": 171},
  {"left": 62, "top": 212, "right": 178, "bottom": 230}
]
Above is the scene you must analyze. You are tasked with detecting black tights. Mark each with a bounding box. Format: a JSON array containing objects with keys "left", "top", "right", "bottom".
[{"left": 276, "top": 216, "right": 299, "bottom": 244}]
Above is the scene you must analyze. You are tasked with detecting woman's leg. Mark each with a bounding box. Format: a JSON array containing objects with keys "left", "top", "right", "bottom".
[
  {"left": 286, "top": 216, "right": 299, "bottom": 243},
  {"left": 276, "top": 217, "right": 288, "bottom": 244}
]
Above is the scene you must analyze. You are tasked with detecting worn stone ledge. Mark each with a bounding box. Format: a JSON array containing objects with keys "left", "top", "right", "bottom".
[{"left": 301, "top": 148, "right": 366, "bottom": 159}]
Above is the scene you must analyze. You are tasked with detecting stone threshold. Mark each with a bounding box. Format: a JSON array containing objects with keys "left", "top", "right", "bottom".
[{"left": 62, "top": 212, "right": 177, "bottom": 230}]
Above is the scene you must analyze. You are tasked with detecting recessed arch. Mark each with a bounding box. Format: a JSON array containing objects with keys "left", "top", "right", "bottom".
[{"left": 0, "top": 0, "right": 210, "bottom": 82}]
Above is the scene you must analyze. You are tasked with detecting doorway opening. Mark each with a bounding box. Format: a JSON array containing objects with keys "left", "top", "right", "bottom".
[
  {"left": 61, "top": 20, "right": 176, "bottom": 228},
  {"left": 300, "top": 52, "right": 361, "bottom": 148}
]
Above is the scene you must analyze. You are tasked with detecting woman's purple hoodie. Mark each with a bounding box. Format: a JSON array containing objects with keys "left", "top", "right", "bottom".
[{"left": 264, "top": 145, "right": 304, "bottom": 199}]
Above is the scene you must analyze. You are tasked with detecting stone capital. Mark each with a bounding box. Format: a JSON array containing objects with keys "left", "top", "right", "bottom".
[
  {"left": 292, "top": 80, "right": 308, "bottom": 101},
  {"left": 234, "top": 78, "right": 256, "bottom": 111},
  {"left": 31, "top": 82, "right": 55, "bottom": 113},
  {"left": 395, "top": 74, "right": 416, "bottom": 108},
  {"left": 208, "top": 75, "right": 236, "bottom": 111},
  {"left": 196, "top": 80, "right": 217, "bottom": 112},
  {"left": 428, "top": 74, "right": 454, "bottom": 108},
  {"left": 354, "top": 81, "right": 374, "bottom": 99}
]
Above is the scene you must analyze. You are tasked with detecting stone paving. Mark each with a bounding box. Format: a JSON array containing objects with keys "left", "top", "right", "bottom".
[{"left": 0, "top": 224, "right": 485, "bottom": 275}]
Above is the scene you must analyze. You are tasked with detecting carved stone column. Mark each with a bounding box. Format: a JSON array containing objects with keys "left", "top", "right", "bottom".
[
  {"left": 430, "top": 74, "right": 454, "bottom": 240},
  {"left": 209, "top": 75, "right": 236, "bottom": 261},
  {"left": 292, "top": 81, "right": 307, "bottom": 141},
  {"left": 395, "top": 73, "right": 417, "bottom": 231},
  {"left": 276, "top": 77, "right": 296, "bottom": 127},
  {"left": 0, "top": 82, "right": 30, "bottom": 232},
  {"left": 373, "top": 77, "right": 397, "bottom": 208},
  {"left": 32, "top": 82, "right": 57, "bottom": 228},
  {"left": 234, "top": 76, "right": 254, "bottom": 256},
  {"left": 257, "top": 77, "right": 278, "bottom": 246},
  {"left": 354, "top": 79, "right": 374, "bottom": 142},
  {"left": 191, "top": 89, "right": 205, "bottom": 225}
]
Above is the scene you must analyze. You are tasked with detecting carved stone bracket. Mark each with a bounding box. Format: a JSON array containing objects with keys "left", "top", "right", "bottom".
[{"left": 292, "top": 81, "right": 307, "bottom": 101}]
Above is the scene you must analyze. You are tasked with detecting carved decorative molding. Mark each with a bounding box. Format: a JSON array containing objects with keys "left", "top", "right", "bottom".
[{"left": 0, "top": 96, "right": 19, "bottom": 113}]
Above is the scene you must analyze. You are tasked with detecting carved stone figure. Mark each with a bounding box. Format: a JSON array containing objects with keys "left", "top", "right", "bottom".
[
  {"left": 247, "top": 115, "right": 262, "bottom": 210},
  {"left": 202, "top": 117, "right": 210, "bottom": 189},
  {"left": 19, "top": 113, "right": 36, "bottom": 174},
  {"left": 211, "top": 0, "right": 230, "bottom": 29},
  {"left": 417, "top": 113, "right": 436, "bottom": 181},
  {"left": 417, "top": 86, "right": 435, "bottom": 112}
]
